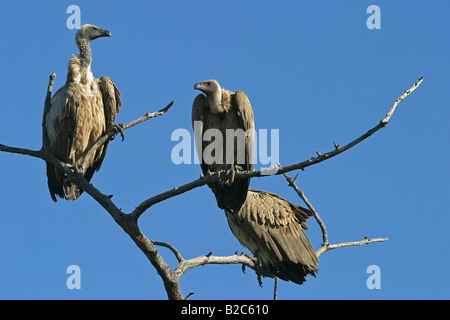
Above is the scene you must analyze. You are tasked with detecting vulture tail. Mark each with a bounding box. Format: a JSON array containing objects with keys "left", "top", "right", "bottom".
[
  {"left": 266, "top": 259, "right": 318, "bottom": 285},
  {"left": 211, "top": 177, "right": 250, "bottom": 212}
]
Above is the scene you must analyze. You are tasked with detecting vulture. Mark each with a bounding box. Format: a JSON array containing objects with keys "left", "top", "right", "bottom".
[
  {"left": 43, "top": 24, "right": 121, "bottom": 202},
  {"left": 192, "top": 79, "right": 255, "bottom": 212},
  {"left": 192, "top": 80, "right": 317, "bottom": 284},
  {"left": 227, "top": 189, "right": 319, "bottom": 285}
]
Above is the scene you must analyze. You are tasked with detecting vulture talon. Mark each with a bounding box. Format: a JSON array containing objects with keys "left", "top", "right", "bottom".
[
  {"left": 76, "top": 164, "right": 84, "bottom": 173},
  {"left": 257, "top": 274, "right": 263, "bottom": 287},
  {"left": 110, "top": 123, "right": 125, "bottom": 141},
  {"left": 225, "top": 166, "right": 237, "bottom": 186},
  {"left": 218, "top": 167, "right": 237, "bottom": 187}
]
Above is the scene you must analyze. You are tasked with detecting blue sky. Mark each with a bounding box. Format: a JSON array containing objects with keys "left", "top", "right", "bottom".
[{"left": 0, "top": 1, "right": 448, "bottom": 300}]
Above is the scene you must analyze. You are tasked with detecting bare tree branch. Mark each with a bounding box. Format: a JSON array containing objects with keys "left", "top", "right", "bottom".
[
  {"left": 281, "top": 170, "right": 389, "bottom": 257},
  {"left": 122, "top": 101, "right": 174, "bottom": 130},
  {"left": 316, "top": 237, "right": 389, "bottom": 258},
  {"left": 0, "top": 76, "right": 422, "bottom": 299},
  {"left": 172, "top": 252, "right": 273, "bottom": 282},
  {"left": 281, "top": 169, "right": 329, "bottom": 247},
  {"left": 152, "top": 241, "right": 184, "bottom": 263}
]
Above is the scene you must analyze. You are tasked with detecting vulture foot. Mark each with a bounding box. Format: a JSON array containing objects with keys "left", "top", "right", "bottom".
[
  {"left": 110, "top": 123, "right": 125, "bottom": 141},
  {"left": 218, "top": 165, "right": 241, "bottom": 187}
]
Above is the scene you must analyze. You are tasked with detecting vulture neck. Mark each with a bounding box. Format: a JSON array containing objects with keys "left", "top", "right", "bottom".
[
  {"left": 67, "top": 38, "right": 94, "bottom": 84},
  {"left": 208, "top": 88, "right": 225, "bottom": 114},
  {"left": 76, "top": 39, "right": 92, "bottom": 71}
]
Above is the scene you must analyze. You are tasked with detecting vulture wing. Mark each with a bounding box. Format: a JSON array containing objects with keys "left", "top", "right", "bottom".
[
  {"left": 191, "top": 93, "right": 207, "bottom": 171},
  {"left": 87, "top": 76, "right": 122, "bottom": 180},
  {"left": 98, "top": 76, "right": 121, "bottom": 130},
  {"left": 226, "top": 189, "right": 319, "bottom": 284},
  {"left": 44, "top": 83, "right": 81, "bottom": 202},
  {"left": 233, "top": 90, "right": 255, "bottom": 172}
]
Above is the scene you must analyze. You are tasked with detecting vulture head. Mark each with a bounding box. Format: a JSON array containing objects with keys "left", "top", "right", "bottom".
[
  {"left": 76, "top": 24, "right": 111, "bottom": 44},
  {"left": 194, "top": 79, "right": 224, "bottom": 114},
  {"left": 194, "top": 79, "right": 221, "bottom": 95}
]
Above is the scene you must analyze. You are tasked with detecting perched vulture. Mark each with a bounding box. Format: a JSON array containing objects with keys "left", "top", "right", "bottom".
[
  {"left": 226, "top": 189, "right": 319, "bottom": 285},
  {"left": 43, "top": 24, "right": 121, "bottom": 202},
  {"left": 192, "top": 79, "right": 255, "bottom": 212}
]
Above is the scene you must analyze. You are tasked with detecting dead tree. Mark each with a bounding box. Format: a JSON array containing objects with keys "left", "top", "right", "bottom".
[{"left": 0, "top": 73, "right": 423, "bottom": 299}]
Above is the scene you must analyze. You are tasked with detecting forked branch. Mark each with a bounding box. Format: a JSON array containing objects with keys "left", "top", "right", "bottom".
[
  {"left": 80, "top": 100, "right": 174, "bottom": 172},
  {"left": 281, "top": 170, "right": 388, "bottom": 257},
  {"left": 0, "top": 76, "right": 422, "bottom": 299}
]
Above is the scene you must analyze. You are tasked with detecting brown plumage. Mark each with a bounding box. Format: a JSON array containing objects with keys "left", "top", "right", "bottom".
[
  {"left": 192, "top": 80, "right": 317, "bottom": 284},
  {"left": 192, "top": 79, "right": 255, "bottom": 212},
  {"left": 43, "top": 24, "right": 121, "bottom": 202},
  {"left": 226, "top": 189, "right": 319, "bottom": 284}
]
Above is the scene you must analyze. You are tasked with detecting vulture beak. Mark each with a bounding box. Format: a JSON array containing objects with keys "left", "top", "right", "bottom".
[
  {"left": 194, "top": 82, "right": 202, "bottom": 91},
  {"left": 102, "top": 29, "right": 112, "bottom": 37}
]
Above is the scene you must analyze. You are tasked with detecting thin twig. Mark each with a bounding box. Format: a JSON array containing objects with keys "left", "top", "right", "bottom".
[
  {"left": 80, "top": 100, "right": 174, "bottom": 172},
  {"left": 122, "top": 101, "right": 174, "bottom": 130},
  {"left": 281, "top": 169, "right": 329, "bottom": 247},
  {"left": 152, "top": 241, "right": 184, "bottom": 263},
  {"left": 281, "top": 170, "right": 389, "bottom": 257},
  {"left": 184, "top": 292, "right": 195, "bottom": 300},
  {"left": 316, "top": 237, "right": 389, "bottom": 257},
  {"left": 383, "top": 77, "right": 423, "bottom": 123}
]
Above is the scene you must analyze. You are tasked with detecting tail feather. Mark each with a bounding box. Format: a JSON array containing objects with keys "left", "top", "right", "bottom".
[
  {"left": 266, "top": 261, "right": 317, "bottom": 285},
  {"left": 210, "top": 178, "right": 250, "bottom": 212}
]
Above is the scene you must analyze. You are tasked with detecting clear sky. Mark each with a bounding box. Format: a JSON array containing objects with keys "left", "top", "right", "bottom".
[{"left": 0, "top": 1, "right": 448, "bottom": 300}]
